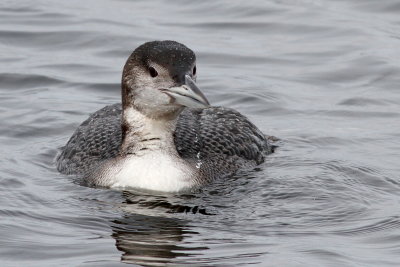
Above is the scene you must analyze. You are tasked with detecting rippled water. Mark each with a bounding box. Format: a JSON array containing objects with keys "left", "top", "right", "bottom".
[{"left": 1, "top": 0, "right": 400, "bottom": 266}]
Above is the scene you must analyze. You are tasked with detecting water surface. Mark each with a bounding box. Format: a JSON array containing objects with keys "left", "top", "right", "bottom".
[{"left": 1, "top": 0, "right": 400, "bottom": 266}]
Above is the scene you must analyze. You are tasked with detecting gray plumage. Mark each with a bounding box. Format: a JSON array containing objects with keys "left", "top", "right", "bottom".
[{"left": 56, "top": 103, "right": 274, "bottom": 182}]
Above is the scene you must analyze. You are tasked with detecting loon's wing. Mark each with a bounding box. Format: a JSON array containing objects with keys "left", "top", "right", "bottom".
[
  {"left": 174, "top": 107, "right": 273, "bottom": 181},
  {"left": 57, "top": 104, "right": 274, "bottom": 177},
  {"left": 56, "top": 104, "right": 122, "bottom": 175}
]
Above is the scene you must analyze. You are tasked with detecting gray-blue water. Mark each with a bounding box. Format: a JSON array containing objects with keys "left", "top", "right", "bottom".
[{"left": 1, "top": 0, "right": 400, "bottom": 266}]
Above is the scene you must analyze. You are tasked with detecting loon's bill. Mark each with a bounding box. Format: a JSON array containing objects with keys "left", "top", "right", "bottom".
[{"left": 160, "top": 75, "right": 210, "bottom": 108}]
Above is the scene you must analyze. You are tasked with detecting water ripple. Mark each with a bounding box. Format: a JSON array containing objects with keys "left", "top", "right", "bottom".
[{"left": 1, "top": 0, "right": 400, "bottom": 266}]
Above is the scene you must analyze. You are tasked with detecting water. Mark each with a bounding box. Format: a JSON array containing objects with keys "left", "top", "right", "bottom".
[{"left": 1, "top": 0, "right": 400, "bottom": 266}]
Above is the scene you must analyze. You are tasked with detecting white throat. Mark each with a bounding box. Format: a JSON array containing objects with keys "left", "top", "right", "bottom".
[{"left": 122, "top": 107, "right": 178, "bottom": 154}]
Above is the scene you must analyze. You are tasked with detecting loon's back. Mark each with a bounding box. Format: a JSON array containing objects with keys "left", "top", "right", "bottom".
[{"left": 57, "top": 103, "right": 274, "bottom": 181}]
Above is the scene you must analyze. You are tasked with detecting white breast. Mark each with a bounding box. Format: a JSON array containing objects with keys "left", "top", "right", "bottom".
[{"left": 105, "top": 152, "right": 195, "bottom": 192}]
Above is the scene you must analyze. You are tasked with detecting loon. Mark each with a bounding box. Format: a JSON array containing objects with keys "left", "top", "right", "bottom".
[{"left": 57, "top": 40, "right": 275, "bottom": 192}]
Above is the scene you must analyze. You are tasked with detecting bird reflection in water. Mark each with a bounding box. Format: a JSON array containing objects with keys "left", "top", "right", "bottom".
[{"left": 109, "top": 191, "right": 211, "bottom": 265}]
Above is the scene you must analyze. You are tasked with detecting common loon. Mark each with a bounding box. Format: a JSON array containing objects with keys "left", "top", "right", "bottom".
[{"left": 57, "top": 40, "right": 275, "bottom": 192}]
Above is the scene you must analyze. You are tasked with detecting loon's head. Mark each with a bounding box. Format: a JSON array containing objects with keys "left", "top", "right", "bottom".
[{"left": 121, "top": 40, "right": 209, "bottom": 119}]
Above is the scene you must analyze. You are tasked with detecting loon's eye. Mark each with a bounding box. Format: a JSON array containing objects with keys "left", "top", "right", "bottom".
[
  {"left": 149, "top": 67, "right": 158, "bottom": 78},
  {"left": 193, "top": 65, "right": 197, "bottom": 76}
]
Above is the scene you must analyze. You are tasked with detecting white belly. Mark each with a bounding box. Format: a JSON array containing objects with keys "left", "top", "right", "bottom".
[{"left": 107, "top": 152, "right": 194, "bottom": 192}]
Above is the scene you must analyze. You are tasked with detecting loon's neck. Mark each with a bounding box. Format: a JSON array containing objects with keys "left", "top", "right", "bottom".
[{"left": 120, "top": 107, "right": 179, "bottom": 155}]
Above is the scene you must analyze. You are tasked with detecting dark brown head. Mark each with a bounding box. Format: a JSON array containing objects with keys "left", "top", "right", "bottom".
[{"left": 122, "top": 40, "right": 209, "bottom": 119}]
